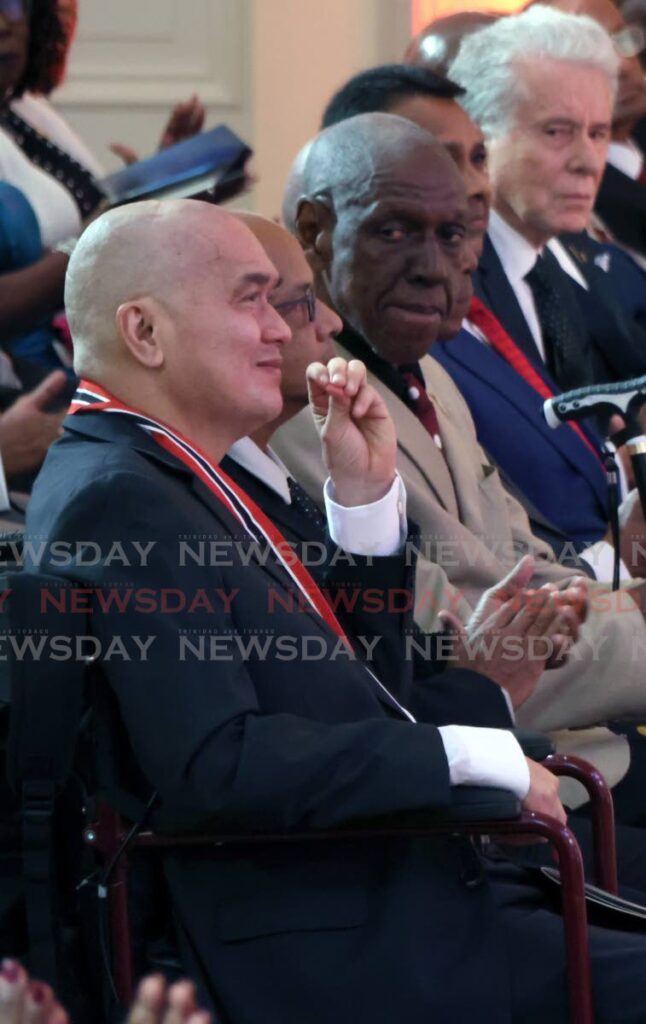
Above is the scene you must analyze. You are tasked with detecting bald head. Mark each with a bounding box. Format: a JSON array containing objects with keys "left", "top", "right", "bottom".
[
  {"left": 67, "top": 199, "right": 253, "bottom": 381},
  {"left": 234, "top": 211, "right": 301, "bottom": 264},
  {"left": 404, "top": 11, "right": 499, "bottom": 75},
  {"left": 65, "top": 198, "right": 290, "bottom": 458},
  {"left": 281, "top": 140, "right": 313, "bottom": 234}
]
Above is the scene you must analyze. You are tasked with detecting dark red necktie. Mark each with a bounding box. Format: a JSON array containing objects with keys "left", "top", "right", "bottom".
[
  {"left": 400, "top": 369, "right": 443, "bottom": 451},
  {"left": 467, "top": 295, "right": 602, "bottom": 464}
]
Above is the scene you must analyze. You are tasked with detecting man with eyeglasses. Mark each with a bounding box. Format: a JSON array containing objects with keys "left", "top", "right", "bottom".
[{"left": 547, "top": 0, "right": 646, "bottom": 260}]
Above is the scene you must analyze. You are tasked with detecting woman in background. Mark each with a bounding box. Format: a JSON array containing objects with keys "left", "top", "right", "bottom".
[{"left": 0, "top": 0, "right": 204, "bottom": 376}]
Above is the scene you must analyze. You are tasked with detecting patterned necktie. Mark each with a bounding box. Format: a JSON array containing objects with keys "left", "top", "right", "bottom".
[
  {"left": 287, "top": 476, "right": 326, "bottom": 530},
  {"left": 467, "top": 296, "right": 602, "bottom": 463},
  {"left": 399, "top": 368, "right": 443, "bottom": 451},
  {"left": 524, "top": 250, "right": 587, "bottom": 391}
]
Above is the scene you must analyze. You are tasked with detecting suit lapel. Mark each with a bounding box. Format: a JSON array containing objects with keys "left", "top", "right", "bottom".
[
  {"left": 596, "top": 165, "right": 646, "bottom": 254},
  {"left": 438, "top": 331, "right": 608, "bottom": 509},
  {"left": 474, "top": 235, "right": 544, "bottom": 366}
]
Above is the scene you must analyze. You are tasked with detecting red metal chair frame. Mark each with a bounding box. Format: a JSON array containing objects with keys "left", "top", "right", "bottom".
[
  {"left": 546, "top": 752, "right": 618, "bottom": 894},
  {"left": 85, "top": 801, "right": 595, "bottom": 1024}
]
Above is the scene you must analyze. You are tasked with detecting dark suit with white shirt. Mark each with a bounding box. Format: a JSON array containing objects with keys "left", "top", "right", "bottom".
[{"left": 473, "top": 233, "right": 646, "bottom": 388}]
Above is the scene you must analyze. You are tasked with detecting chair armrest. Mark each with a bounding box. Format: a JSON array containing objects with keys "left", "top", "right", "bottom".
[
  {"left": 445, "top": 785, "right": 521, "bottom": 822},
  {"left": 512, "top": 729, "right": 555, "bottom": 762}
]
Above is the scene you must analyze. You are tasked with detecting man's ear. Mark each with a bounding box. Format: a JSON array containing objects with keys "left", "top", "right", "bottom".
[
  {"left": 115, "top": 297, "right": 165, "bottom": 368},
  {"left": 295, "top": 197, "right": 334, "bottom": 275}
]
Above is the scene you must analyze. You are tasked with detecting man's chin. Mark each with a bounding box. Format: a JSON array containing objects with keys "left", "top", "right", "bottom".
[
  {"left": 437, "top": 317, "right": 465, "bottom": 342},
  {"left": 552, "top": 211, "right": 593, "bottom": 237},
  {"left": 370, "top": 326, "right": 440, "bottom": 365}
]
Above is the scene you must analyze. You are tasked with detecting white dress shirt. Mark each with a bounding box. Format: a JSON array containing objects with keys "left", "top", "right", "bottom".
[
  {"left": 607, "top": 140, "right": 643, "bottom": 181},
  {"left": 227, "top": 435, "right": 530, "bottom": 800},
  {"left": 487, "top": 211, "right": 589, "bottom": 361}
]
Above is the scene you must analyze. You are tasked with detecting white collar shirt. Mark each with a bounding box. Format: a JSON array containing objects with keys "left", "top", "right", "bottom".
[
  {"left": 487, "top": 210, "right": 588, "bottom": 361},
  {"left": 607, "top": 140, "right": 643, "bottom": 181},
  {"left": 227, "top": 436, "right": 292, "bottom": 504}
]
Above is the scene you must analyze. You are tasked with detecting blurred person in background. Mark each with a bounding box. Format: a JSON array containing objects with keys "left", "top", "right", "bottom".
[{"left": 404, "top": 10, "right": 499, "bottom": 76}]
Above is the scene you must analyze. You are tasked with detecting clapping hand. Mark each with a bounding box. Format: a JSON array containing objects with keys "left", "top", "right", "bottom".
[
  {"left": 439, "top": 557, "right": 586, "bottom": 708},
  {"left": 110, "top": 94, "right": 206, "bottom": 166}
]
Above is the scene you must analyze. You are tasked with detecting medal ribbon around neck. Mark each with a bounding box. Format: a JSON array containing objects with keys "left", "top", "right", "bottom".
[{"left": 69, "top": 379, "right": 354, "bottom": 649}]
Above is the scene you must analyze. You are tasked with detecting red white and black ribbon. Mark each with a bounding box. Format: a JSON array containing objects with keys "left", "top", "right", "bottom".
[
  {"left": 71, "top": 381, "right": 352, "bottom": 644},
  {"left": 70, "top": 380, "right": 416, "bottom": 721}
]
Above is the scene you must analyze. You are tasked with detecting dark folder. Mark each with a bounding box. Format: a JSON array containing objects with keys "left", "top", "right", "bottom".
[
  {"left": 541, "top": 866, "right": 646, "bottom": 930},
  {"left": 99, "top": 125, "right": 252, "bottom": 206}
]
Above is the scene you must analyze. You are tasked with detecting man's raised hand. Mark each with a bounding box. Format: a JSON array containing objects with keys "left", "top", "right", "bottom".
[{"left": 306, "top": 357, "right": 397, "bottom": 507}]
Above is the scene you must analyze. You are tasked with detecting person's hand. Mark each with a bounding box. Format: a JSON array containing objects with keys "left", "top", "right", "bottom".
[
  {"left": 461, "top": 555, "right": 536, "bottom": 635},
  {"left": 439, "top": 558, "right": 584, "bottom": 707},
  {"left": 443, "top": 587, "right": 580, "bottom": 707},
  {"left": 522, "top": 758, "right": 567, "bottom": 826},
  {"left": 127, "top": 975, "right": 211, "bottom": 1024},
  {"left": 158, "top": 94, "right": 206, "bottom": 150},
  {"left": 110, "top": 94, "right": 206, "bottom": 166},
  {"left": 462, "top": 556, "right": 587, "bottom": 664},
  {"left": 0, "top": 959, "right": 69, "bottom": 1024},
  {"left": 0, "top": 372, "right": 68, "bottom": 478},
  {"left": 306, "top": 357, "right": 397, "bottom": 506}
]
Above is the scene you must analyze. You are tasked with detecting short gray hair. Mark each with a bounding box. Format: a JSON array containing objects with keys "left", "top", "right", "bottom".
[{"left": 449, "top": 5, "right": 619, "bottom": 138}]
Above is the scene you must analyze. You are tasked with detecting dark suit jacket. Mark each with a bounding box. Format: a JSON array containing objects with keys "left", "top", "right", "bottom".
[
  {"left": 432, "top": 329, "right": 609, "bottom": 553},
  {"left": 25, "top": 412, "right": 516, "bottom": 1023},
  {"left": 595, "top": 161, "right": 646, "bottom": 258},
  {"left": 473, "top": 233, "right": 646, "bottom": 388},
  {"left": 560, "top": 231, "right": 646, "bottom": 331},
  {"left": 221, "top": 453, "right": 515, "bottom": 729}
]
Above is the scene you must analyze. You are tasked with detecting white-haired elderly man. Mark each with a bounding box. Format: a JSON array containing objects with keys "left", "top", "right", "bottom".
[{"left": 450, "top": 4, "right": 646, "bottom": 393}]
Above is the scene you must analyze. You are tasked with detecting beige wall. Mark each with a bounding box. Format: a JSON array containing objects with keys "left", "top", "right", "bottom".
[
  {"left": 251, "top": 0, "right": 411, "bottom": 218},
  {"left": 54, "top": 0, "right": 411, "bottom": 211}
]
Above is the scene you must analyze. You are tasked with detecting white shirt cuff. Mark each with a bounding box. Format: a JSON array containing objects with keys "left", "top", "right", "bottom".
[
  {"left": 580, "top": 539, "right": 630, "bottom": 584},
  {"left": 438, "top": 725, "right": 530, "bottom": 799},
  {"left": 0, "top": 450, "right": 11, "bottom": 512},
  {"left": 501, "top": 689, "right": 516, "bottom": 722},
  {"left": 324, "top": 473, "right": 407, "bottom": 556}
]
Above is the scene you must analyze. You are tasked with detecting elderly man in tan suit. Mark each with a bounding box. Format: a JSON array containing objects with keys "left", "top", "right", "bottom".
[{"left": 273, "top": 112, "right": 646, "bottom": 806}]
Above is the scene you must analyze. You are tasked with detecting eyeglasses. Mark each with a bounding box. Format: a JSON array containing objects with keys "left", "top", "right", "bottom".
[
  {"left": 611, "top": 25, "right": 645, "bottom": 58},
  {"left": 0, "top": 0, "right": 30, "bottom": 21},
  {"left": 272, "top": 285, "right": 316, "bottom": 329}
]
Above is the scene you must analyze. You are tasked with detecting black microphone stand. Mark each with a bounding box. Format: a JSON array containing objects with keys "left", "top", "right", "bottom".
[
  {"left": 605, "top": 404, "right": 646, "bottom": 591},
  {"left": 609, "top": 403, "right": 646, "bottom": 520},
  {"left": 545, "top": 382, "right": 646, "bottom": 589}
]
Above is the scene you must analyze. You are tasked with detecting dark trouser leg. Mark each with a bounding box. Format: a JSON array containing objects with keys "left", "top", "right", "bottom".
[{"left": 489, "top": 862, "right": 646, "bottom": 1023}]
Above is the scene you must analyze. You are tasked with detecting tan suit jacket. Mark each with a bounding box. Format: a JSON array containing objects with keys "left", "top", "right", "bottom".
[{"left": 274, "top": 342, "right": 646, "bottom": 801}]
